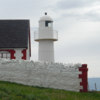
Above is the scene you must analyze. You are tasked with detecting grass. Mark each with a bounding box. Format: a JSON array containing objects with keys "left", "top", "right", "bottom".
[{"left": 0, "top": 81, "right": 100, "bottom": 100}]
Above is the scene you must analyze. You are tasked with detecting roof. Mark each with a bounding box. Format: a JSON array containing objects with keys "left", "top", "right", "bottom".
[
  {"left": 0, "top": 20, "right": 30, "bottom": 48},
  {"left": 39, "top": 15, "right": 53, "bottom": 22}
]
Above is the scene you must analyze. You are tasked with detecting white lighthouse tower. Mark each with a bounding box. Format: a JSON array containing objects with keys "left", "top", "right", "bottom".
[{"left": 34, "top": 13, "right": 58, "bottom": 62}]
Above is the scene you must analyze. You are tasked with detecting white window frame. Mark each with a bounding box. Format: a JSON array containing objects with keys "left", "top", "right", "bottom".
[{"left": 0, "top": 51, "right": 10, "bottom": 59}]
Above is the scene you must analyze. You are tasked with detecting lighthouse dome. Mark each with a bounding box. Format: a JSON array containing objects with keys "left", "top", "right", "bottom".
[{"left": 39, "top": 13, "right": 53, "bottom": 21}]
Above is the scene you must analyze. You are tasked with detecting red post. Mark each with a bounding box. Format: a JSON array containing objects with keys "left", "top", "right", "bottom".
[
  {"left": 22, "top": 49, "right": 27, "bottom": 60},
  {"left": 79, "top": 64, "right": 88, "bottom": 92}
]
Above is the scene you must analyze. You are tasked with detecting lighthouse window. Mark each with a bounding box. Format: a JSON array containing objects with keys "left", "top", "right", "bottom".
[{"left": 45, "top": 21, "right": 52, "bottom": 27}]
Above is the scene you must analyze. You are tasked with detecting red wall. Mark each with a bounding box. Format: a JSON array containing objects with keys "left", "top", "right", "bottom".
[
  {"left": 22, "top": 49, "right": 27, "bottom": 60},
  {"left": 79, "top": 64, "right": 88, "bottom": 92}
]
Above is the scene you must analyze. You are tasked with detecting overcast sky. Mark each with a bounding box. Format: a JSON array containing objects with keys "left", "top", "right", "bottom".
[{"left": 0, "top": 0, "right": 100, "bottom": 78}]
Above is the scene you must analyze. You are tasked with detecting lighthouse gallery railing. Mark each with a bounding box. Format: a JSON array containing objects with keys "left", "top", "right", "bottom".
[{"left": 34, "top": 30, "right": 58, "bottom": 41}]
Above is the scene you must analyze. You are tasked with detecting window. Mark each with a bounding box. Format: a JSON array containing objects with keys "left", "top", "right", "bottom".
[
  {"left": 0, "top": 51, "right": 10, "bottom": 59},
  {"left": 45, "top": 21, "right": 52, "bottom": 27}
]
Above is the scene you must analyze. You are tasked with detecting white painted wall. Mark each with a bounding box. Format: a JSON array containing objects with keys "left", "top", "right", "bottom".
[
  {"left": 0, "top": 59, "right": 82, "bottom": 92},
  {"left": 14, "top": 48, "right": 23, "bottom": 60},
  {"left": 0, "top": 46, "right": 30, "bottom": 60},
  {"left": 0, "top": 48, "right": 24, "bottom": 60},
  {"left": 14, "top": 48, "right": 29, "bottom": 60},
  {"left": 39, "top": 40, "right": 54, "bottom": 62}
]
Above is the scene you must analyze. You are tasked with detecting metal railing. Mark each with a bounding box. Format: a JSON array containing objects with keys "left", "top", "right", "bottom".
[{"left": 34, "top": 30, "right": 58, "bottom": 41}]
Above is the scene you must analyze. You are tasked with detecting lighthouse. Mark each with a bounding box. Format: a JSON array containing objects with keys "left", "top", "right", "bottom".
[{"left": 34, "top": 13, "right": 58, "bottom": 62}]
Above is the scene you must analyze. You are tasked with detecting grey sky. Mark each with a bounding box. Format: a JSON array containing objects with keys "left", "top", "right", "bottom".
[
  {"left": 0, "top": 0, "right": 100, "bottom": 77},
  {"left": 56, "top": 0, "right": 99, "bottom": 9}
]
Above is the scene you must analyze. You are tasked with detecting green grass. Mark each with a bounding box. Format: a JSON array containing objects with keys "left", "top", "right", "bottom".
[{"left": 0, "top": 81, "right": 100, "bottom": 100}]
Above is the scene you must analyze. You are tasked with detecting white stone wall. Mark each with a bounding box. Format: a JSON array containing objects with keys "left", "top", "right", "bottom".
[{"left": 0, "top": 59, "right": 82, "bottom": 92}]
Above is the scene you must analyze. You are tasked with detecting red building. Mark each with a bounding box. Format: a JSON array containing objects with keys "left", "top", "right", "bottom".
[{"left": 0, "top": 20, "right": 31, "bottom": 60}]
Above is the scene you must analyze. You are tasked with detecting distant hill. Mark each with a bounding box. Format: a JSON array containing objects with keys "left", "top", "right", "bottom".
[{"left": 88, "top": 78, "right": 100, "bottom": 91}]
